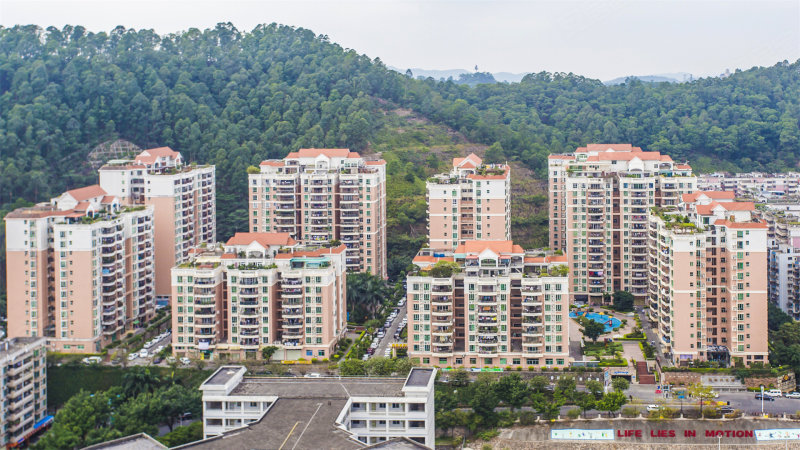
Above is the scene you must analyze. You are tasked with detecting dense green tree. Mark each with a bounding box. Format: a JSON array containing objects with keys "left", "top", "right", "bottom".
[
  {"left": 585, "top": 379, "right": 604, "bottom": 399},
  {"left": 768, "top": 302, "right": 793, "bottom": 332},
  {"left": 596, "top": 391, "right": 627, "bottom": 417},
  {"left": 611, "top": 377, "right": 630, "bottom": 393},
  {"left": 158, "top": 421, "right": 203, "bottom": 447},
  {"left": 529, "top": 375, "right": 549, "bottom": 393},
  {"left": 346, "top": 272, "right": 390, "bottom": 324},
  {"left": 121, "top": 366, "right": 160, "bottom": 397},
  {"left": 612, "top": 291, "right": 635, "bottom": 312},
  {"left": 582, "top": 320, "right": 606, "bottom": 342},
  {"left": 575, "top": 392, "right": 597, "bottom": 418},
  {"left": 494, "top": 373, "right": 529, "bottom": 411},
  {"left": 338, "top": 358, "right": 366, "bottom": 376}
]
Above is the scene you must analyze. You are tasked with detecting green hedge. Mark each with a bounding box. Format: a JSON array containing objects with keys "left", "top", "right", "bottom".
[
  {"left": 598, "top": 358, "right": 628, "bottom": 367},
  {"left": 48, "top": 365, "right": 211, "bottom": 409}
]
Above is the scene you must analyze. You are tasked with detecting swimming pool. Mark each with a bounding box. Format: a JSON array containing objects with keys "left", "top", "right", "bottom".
[{"left": 569, "top": 311, "right": 621, "bottom": 333}]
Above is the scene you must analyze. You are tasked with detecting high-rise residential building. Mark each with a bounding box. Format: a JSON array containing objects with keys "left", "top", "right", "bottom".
[
  {"left": 426, "top": 153, "right": 510, "bottom": 251},
  {"left": 192, "top": 365, "right": 436, "bottom": 448},
  {"left": 99, "top": 147, "right": 216, "bottom": 300},
  {"left": 548, "top": 144, "right": 697, "bottom": 305},
  {"left": 0, "top": 337, "right": 48, "bottom": 448},
  {"left": 406, "top": 241, "right": 569, "bottom": 369},
  {"left": 171, "top": 233, "right": 347, "bottom": 361},
  {"left": 5, "top": 186, "right": 155, "bottom": 352},
  {"left": 248, "top": 149, "right": 387, "bottom": 278},
  {"left": 760, "top": 208, "right": 800, "bottom": 319},
  {"left": 648, "top": 192, "right": 769, "bottom": 367}
]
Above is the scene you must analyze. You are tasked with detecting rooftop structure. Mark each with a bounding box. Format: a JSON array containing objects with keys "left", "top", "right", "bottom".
[
  {"left": 426, "top": 153, "right": 510, "bottom": 251},
  {"left": 186, "top": 366, "right": 436, "bottom": 448},
  {"left": 250, "top": 149, "right": 387, "bottom": 277}
]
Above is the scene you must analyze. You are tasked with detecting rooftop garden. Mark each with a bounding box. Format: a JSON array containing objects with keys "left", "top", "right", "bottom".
[{"left": 476, "top": 165, "right": 506, "bottom": 176}]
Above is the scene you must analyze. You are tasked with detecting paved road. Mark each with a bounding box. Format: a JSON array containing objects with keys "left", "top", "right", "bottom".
[
  {"left": 627, "top": 384, "right": 800, "bottom": 415},
  {"left": 637, "top": 307, "right": 670, "bottom": 367},
  {"left": 124, "top": 333, "right": 172, "bottom": 366},
  {"left": 374, "top": 303, "right": 406, "bottom": 358}
]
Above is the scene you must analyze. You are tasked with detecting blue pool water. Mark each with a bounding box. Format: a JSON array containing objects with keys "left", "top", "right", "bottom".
[{"left": 569, "top": 311, "right": 621, "bottom": 333}]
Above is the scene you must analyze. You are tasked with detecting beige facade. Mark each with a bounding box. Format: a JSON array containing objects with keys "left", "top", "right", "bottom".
[
  {"left": 248, "top": 149, "right": 386, "bottom": 278},
  {"left": 406, "top": 241, "right": 570, "bottom": 369},
  {"left": 548, "top": 144, "right": 697, "bottom": 305},
  {"left": 648, "top": 192, "right": 769, "bottom": 367},
  {"left": 5, "top": 186, "right": 155, "bottom": 352},
  {"left": 171, "top": 233, "right": 347, "bottom": 361},
  {"left": 0, "top": 337, "right": 48, "bottom": 447},
  {"left": 426, "top": 154, "right": 510, "bottom": 251},
  {"left": 99, "top": 147, "right": 216, "bottom": 299}
]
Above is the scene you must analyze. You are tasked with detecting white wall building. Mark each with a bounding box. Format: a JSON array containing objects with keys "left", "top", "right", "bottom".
[{"left": 192, "top": 366, "right": 436, "bottom": 448}]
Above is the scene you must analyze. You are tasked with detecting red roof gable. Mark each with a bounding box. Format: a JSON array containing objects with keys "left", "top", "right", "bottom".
[
  {"left": 682, "top": 191, "right": 735, "bottom": 203},
  {"left": 225, "top": 232, "right": 297, "bottom": 247},
  {"left": 135, "top": 147, "right": 180, "bottom": 165},
  {"left": 66, "top": 184, "right": 107, "bottom": 202}
]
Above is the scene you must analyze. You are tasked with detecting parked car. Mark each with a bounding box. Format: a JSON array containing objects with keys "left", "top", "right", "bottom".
[
  {"left": 82, "top": 356, "right": 102, "bottom": 364},
  {"left": 785, "top": 392, "right": 800, "bottom": 399},
  {"left": 179, "top": 357, "right": 191, "bottom": 365},
  {"left": 718, "top": 406, "right": 735, "bottom": 414},
  {"left": 646, "top": 404, "right": 660, "bottom": 412},
  {"left": 304, "top": 372, "right": 321, "bottom": 378},
  {"left": 755, "top": 393, "right": 775, "bottom": 401},
  {"left": 128, "top": 353, "right": 137, "bottom": 361},
  {"left": 139, "top": 350, "right": 149, "bottom": 358},
  {"left": 767, "top": 389, "right": 783, "bottom": 397},
  {"left": 153, "top": 356, "right": 163, "bottom": 364}
]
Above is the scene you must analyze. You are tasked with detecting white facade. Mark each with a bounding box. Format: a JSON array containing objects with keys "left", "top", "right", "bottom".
[
  {"left": 0, "top": 337, "right": 48, "bottom": 447},
  {"left": 199, "top": 366, "right": 436, "bottom": 448}
]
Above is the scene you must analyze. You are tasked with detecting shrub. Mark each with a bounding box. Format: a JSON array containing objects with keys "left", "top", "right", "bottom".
[
  {"left": 622, "top": 407, "right": 639, "bottom": 418},
  {"left": 566, "top": 408, "right": 581, "bottom": 420},
  {"left": 518, "top": 411, "right": 537, "bottom": 425},
  {"left": 528, "top": 366, "right": 536, "bottom": 372},
  {"left": 477, "top": 430, "right": 500, "bottom": 441},
  {"left": 497, "top": 411, "right": 517, "bottom": 428},
  {"left": 481, "top": 445, "right": 493, "bottom": 450},
  {"left": 516, "top": 366, "right": 522, "bottom": 371},
  {"left": 311, "top": 358, "right": 318, "bottom": 363}
]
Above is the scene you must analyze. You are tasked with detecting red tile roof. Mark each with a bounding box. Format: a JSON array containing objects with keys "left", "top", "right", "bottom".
[
  {"left": 714, "top": 219, "right": 767, "bottom": 229},
  {"left": 455, "top": 240, "right": 524, "bottom": 255},
  {"left": 453, "top": 153, "right": 482, "bottom": 169},
  {"left": 548, "top": 154, "right": 576, "bottom": 160},
  {"left": 675, "top": 164, "right": 692, "bottom": 170},
  {"left": 225, "top": 232, "right": 297, "bottom": 247},
  {"left": 682, "top": 191, "right": 736, "bottom": 203},
  {"left": 586, "top": 151, "right": 668, "bottom": 162},
  {"left": 365, "top": 160, "right": 386, "bottom": 166},
  {"left": 696, "top": 201, "right": 755, "bottom": 215},
  {"left": 575, "top": 144, "right": 642, "bottom": 153},
  {"left": 286, "top": 149, "right": 358, "bottom": 159},
  {"left": 65, "top": 184, "right": 107, "bottom": 202},
  {"left": 274, "top": 244, "right": 347, "bottom": 258},
  {"left": 259, "top": 161, "right": 284, "bottom": 167},
  {"left": 135, "top": 147, "right": 180, "bottom": 165}
]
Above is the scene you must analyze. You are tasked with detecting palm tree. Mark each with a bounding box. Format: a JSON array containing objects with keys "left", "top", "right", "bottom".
[{"left": 122, "top": 366, "right": 161, "bottom": 397}]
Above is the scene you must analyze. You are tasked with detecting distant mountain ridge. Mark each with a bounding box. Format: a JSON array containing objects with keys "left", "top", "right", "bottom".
[
  {"left": 603, "top": 72, "right": 693, "bottom": 85},
  {"left": 390, "top": 67, "right": 693, "bottom": 85}
]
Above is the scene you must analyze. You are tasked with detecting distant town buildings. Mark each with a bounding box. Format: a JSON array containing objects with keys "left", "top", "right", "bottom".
[
  {"left": 648, "top": 191, "right": 769, "bottom": 367},
  {"left": 192, "top": 366, "right": 435, "bottom": 448},
  {"left": 548, "top": 144, "right": 697, "bottom": 305},
  {"left": 4, "top": 186, "right": 155, "bottom": 352},
  {"left": 697, "top": 172, "right": 800, "bottom": 200},
  {"left": 0, "top": 337, "right": 48, "bottom": 447},
  {"left": 248, "top": 149, "right": 387, "bottom": 278},
  {"left": 170, "top": 233, "right": 347, "bottom": 361},
  {"left": 99, "top": 147, "right": 217, "bottom": 300},
  {"left": 426, "top": 153, "right": 510, "bottom": 251},
  {"left": 406, "top": 241, "right": 569, "bottom": 369}
]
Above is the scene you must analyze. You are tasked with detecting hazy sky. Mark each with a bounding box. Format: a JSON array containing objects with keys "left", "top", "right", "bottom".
[{"left": 1, "top": 0, "right": 799, "bottom": 80}]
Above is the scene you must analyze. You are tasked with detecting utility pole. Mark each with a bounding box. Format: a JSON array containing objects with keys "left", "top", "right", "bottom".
[{"left": 761, "top": 385, "right": 765, "bottom": 416}]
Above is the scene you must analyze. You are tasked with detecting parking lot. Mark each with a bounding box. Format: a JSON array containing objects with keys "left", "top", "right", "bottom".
[{"left": 366, "top": 302, "right": 407, "bottom": 360}]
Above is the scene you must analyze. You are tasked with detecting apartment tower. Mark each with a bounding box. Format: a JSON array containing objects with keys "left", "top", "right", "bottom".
[
  {"left": 171, "top": 232, "right": 347, "bottom": 361},
  {"left": 0, "top": 337, "right": 48, "bottom": 447},
  {"left": 249, "top": 149, "right": 386, "bottom": 278},
  {"left": 648, "top": 191, "right": 769, "bottom": 367},
  {"left": 426, "top": 153, "right": 510, "bottom": 251},
  {"left": 99, "top": 147, "right": 216, "bottom": 300},
  {"left": 406, "top": 241, "right": 569, "bottom": 369},
  {"left": 5, "top": 186, "right": 155, "bottom": 352},
  {"left": 548, "top": 144, "right": 697, "bottom": 304}
]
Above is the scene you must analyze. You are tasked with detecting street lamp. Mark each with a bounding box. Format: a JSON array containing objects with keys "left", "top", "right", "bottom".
[{"left": 761, "top": 385, "right": 765, "bottom": 416}]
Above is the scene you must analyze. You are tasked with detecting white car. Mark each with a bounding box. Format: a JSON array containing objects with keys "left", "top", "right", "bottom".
[
  {"left": 785, "top": 392, "right": 800, "bottom": 399},
  {"left": 127, "top": 353, "right": 137, "bottom": 361},
  {"left": 155, "top": 345, "right": 164, "bottom": 354},
  {"left": 180, "top": 357, "right": 191, "bottom": 365},
  {"left": 82, "top": 356, "right": 102, "bottom": 364},
  {"left": 646, "top": 404, "right": 660, "bottom": 412},
  {"left": 143, "top": 341, "right": 153, "bottom": 349},
  {"left": 304, "top": 372, "right": 321, "bottom": 378},
  {"left": 139, "top": 349, "right": 149, "bottom": 358}
]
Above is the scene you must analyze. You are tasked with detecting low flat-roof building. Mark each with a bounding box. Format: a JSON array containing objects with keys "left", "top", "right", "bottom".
[{"left": 188, "top": 366, "right": 436, "bottom": 449}]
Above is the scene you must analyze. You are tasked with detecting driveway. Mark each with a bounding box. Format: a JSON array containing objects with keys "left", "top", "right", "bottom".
[{"left": 374, "top": 303, "right": 406, "bottom": 358}]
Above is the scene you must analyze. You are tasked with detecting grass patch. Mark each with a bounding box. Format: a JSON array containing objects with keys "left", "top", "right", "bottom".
[{"left": 583, "top": 341, "right": 623, "bottom": 357}]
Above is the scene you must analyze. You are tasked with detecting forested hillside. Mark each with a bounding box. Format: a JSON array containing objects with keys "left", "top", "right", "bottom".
[{"left": 1, "top": 23, "right": 799, "bottom": 308}]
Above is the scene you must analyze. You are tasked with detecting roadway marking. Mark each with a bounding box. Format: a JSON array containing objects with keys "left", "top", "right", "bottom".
[
  {"left": 291, "top": 403, "right": 323, "bottom": 450},
  {"left": 278, "top": 421, "right": 300, "bottom": 450}
]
